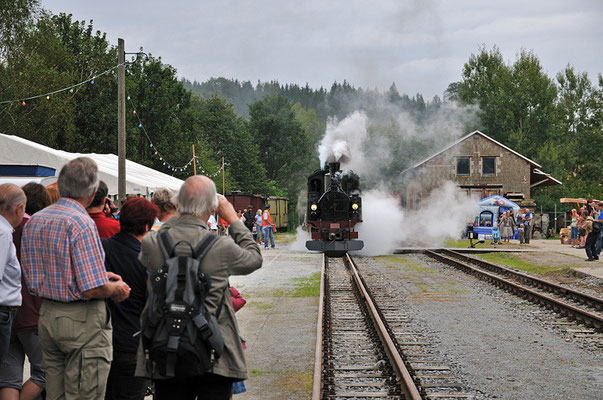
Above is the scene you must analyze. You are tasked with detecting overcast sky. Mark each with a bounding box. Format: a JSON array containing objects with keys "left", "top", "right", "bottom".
[{"left": 42, "top": 0, "right": 603, "bottom": 99}]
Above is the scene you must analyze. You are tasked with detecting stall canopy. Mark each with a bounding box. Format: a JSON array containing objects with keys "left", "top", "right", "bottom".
[
  {"left": 476, "top": 195, "right": 521, "bottom": 227},
  {"left": 0, "top": 133, "right": 184, "bottom": 196}
]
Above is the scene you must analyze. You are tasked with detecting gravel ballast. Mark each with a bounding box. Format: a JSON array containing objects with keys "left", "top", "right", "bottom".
[{"left": 357, "top": 254, "right": 603, "bottom": 400}]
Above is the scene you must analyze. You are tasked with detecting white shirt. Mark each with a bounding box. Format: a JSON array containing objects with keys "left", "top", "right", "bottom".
[
  {"left": 0, "top": 215, "right": 21, "bottom": 306},
  {"left": 207, "top": 214, "right": 218, "bottom": 230}
]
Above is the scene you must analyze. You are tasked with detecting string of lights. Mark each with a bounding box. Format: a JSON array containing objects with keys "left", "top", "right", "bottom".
[
  {"left": 125, "top": 88, "right": 223, "bottom": 177},
  {"left": 0, "top": 61, "right": 225, "bottom": 178},
  {"left": 0, "top": 63, "right": 124, "bottom": 105}
]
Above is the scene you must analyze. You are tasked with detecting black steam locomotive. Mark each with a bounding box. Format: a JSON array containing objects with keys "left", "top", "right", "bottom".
[{"left": 305, "top": 161, "right": 364, "bottom": 257}]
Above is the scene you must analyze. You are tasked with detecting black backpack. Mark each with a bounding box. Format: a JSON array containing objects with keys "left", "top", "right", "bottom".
[
  {"left": 141, "top": 230, "right": 226, "bottom": 378},
  {"left": 593, "top": 221, "right": 601, "bottom": 234}
]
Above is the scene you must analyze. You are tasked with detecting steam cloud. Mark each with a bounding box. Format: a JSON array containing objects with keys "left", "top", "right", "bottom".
[{"left": 314, "top": 100, "right": 479, "bottom": 255}]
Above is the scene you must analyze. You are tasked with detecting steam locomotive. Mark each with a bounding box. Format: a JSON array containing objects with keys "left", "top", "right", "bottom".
[{"left": 305, "top": 161, "right": 364, "bottom": 257}]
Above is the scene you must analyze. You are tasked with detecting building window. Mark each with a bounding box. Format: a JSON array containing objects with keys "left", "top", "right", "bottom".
[
  {"left": 482, "top": 157, "right": 496, "bottom": 175},
  {"left": 456, "top": 157, "right": 470, "bottom": 176}
]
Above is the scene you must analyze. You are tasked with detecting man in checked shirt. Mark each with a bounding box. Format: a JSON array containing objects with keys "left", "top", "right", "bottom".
[{"left": 21, "top": 157, "right": 131, "bottom": 400}]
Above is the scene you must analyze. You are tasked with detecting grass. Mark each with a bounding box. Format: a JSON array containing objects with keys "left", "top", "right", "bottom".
[
  {"left": 474, "top": 253, "right": 573, "bottom": 275},
  {"left": 244, "top": 273, "right": 321, "bottom": 298},
  {"left": 289, "top": 272, "right": 321, "bottom": 297},
  {"left": 445, "top": 238, "right": 472, "bottom": 248},
  {"left": 275, "top": 371, "right": 313, "bottom": 396},
  {"left": 274, "top": 232, "right": 296, "bottom": 243},
  {"left": 250, "top": 369, "right": 267, "bottom": 376},
  {"left": 374, "top": 255, "right": 435, "bottom": 273},
  {"left": 246, "top": 301, "right": 273, "bottom": 310}
]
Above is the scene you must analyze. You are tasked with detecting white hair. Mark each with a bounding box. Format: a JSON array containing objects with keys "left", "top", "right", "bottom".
[
  {"left": 58, "top": 157, "right": 99, "bottom": 198},
  {"left": 177, "top": 176, "right": 218, "bottom": 217}
]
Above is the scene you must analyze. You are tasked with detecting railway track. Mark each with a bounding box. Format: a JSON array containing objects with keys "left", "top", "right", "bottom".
[
  {"left": 313, "top": 254, "right": 472, "bottom": 400},
  {"left": 423, "top": 249, "right": 603, "bottom": 332}
]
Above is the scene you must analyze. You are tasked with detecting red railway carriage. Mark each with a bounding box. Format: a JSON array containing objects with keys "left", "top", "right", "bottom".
[
  {"left": 225, "top": 192, "right": 288, "bottom": 231},
  {"left": 225, "top": 191, "right": 264, "bottom": 213}
]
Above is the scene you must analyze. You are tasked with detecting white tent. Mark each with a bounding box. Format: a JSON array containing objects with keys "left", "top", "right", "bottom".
[{"left": 0, "top": 133, "right": 184, "bottom": 196}]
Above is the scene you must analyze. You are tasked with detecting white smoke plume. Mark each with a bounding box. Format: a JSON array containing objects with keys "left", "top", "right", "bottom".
[
  {"left": 319, "top": 111, "right": 369, "bottom": 170},
  {"left": 397, "top": 181, "right": 479, "bottom": 246},
  {"left": 354, "top": 188, "right": 404, "bottom": 256},
  {"left": 315, "top": 100, "right": 479, "bottom": 255}
]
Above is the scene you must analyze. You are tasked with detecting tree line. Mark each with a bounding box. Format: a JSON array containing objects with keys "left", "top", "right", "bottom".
[{"left": 1, "top": 1, "right": 601, "bottom": 225}]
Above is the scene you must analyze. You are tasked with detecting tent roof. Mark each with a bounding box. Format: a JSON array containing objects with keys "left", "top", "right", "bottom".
[
  {"left": 0, "top": 134, "right": 184, "bottom": 196},
  {"left": 478, "top": 195, "right": 521, "bottom": 210}
]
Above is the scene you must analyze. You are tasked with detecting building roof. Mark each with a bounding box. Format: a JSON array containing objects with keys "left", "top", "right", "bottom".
[
  {"left": 0, "top": 133, "right": 184, "bottom": 196},
  {"left": 401, "top": 130, "right": 541, "bottom": 176}
]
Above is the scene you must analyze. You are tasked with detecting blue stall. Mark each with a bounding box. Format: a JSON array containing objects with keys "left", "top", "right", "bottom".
[{"left": 473, "top": 195, "right": 521, "bottom": 240}]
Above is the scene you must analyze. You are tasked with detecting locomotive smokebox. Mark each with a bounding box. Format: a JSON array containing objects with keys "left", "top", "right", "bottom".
[{"left": 327, "top": 161, "right": 341, "bottom": 174}]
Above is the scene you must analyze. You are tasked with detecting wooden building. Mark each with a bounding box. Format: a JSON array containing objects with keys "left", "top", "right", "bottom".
[{"left": 400, "top": 130, "right": 561, "bottom": 209}]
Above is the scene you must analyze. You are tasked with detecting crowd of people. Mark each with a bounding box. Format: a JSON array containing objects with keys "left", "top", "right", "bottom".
[
  {"left": 483, "top": 207, "right": 534, "bottom": 245},
  {"left": 570, "top": 202, "right": 603, "bottom": 261},
  {"left": 478, "top": 203, "right": 603, "bottom": 261},
  {"left": 0, "top": 157, "right": 264, "bottom": 400}
]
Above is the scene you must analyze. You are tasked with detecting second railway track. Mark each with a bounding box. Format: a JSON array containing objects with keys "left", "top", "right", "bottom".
[{"left": 423, "top": 249, "right": 603, "bottom": 332}]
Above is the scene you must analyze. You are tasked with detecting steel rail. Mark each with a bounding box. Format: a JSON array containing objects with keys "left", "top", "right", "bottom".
[
  {"left": 344, "top": 253, "right": 423, "bottom": 400},
  {"left": 311, "top": 254, "right": 326, "bottom": 400},
  {"left": 439, "top": 249, "right": 603, "bottom": 311},
  {"left": 425, "top": 250, "right": 603, "bottom": 331}
]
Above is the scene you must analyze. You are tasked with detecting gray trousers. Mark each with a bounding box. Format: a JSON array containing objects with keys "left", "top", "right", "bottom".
[{"left": 524, "top": 225, "right": 532, "bottom": 243}]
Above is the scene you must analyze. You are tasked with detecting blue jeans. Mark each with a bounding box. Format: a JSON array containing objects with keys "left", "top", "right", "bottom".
[
  {"left": 255, "top": 224, "right": 263, "bottom": 242},
  {"left": 0, "top": 307, "right": 16, "bottom": 364},
  {"left": 596, "top": 229, "right": 603, "bottom": 256},
  {"left": 263, "top": 226, "right": 275, "bottom": 248}
]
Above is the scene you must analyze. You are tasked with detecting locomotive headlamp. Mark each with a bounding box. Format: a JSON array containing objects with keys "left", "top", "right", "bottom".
[
  {"left": 352, "top": 203, "right": 359, "bottom": 210},
  {"left": 311, "top": 204, "right": 318, "bottom": 211}
]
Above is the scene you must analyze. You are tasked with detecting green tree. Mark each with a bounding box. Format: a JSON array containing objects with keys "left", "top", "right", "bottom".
[
  {"left": 0, "top": 12, "right": 116, "bottom": 151},
  {"left": 248, "top": 95, "right": 316, "bottom": 221},
  {"left": 458, "top": 47, "right": 558, "bottom": 164},
  {"left": 195, "top": 94, "right": 267, "bottom": 193},
  {"left": 0, "top": 0, "right": 40, "bottom": 61},
  {"left": 555, "top": 67, "right": 603, "bottom": 197}
]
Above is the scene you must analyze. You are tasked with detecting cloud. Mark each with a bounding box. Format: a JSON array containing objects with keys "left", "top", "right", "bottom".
[{"left": 42, "top": 0, "right": 603, "bottom": 98}]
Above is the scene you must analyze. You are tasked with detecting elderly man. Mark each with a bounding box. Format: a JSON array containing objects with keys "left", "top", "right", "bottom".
[
  {"left": 21, "top": 157, "right": 131, "bottom": 400},
  {"left": 136, "top": 175, "right": 262, "bottom": 400},
  {"left": 0, "top": 184, "right": 26, "bottom": 364}
]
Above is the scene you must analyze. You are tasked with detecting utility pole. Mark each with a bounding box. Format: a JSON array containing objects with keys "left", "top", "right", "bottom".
[
  {"left": 192, "top": 144, "right": 197, "bottom": 175},
  {"left": 117, "top": 38, "right": 126, "bottom": 203},
  {"left": 222, "top": 156, "right": 225, "bottom": 195}
]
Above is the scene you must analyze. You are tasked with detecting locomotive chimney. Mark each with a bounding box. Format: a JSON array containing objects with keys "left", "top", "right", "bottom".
[{"left": 328, "top": 161, "right": 341, "bottom": 174}]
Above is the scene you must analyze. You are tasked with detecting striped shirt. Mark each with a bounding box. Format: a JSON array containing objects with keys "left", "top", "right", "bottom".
[{"left": 21, "top": 197, "right": 108, "bottom": 302}]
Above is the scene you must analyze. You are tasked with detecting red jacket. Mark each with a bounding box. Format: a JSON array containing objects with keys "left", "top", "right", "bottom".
[{"left": 89, "top": 211, "right": 121, "bottom": 239}]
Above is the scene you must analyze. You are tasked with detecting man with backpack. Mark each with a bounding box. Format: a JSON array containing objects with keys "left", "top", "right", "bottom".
[{"left": 135, "top": 176, "right": 262, "bottom": 399}]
